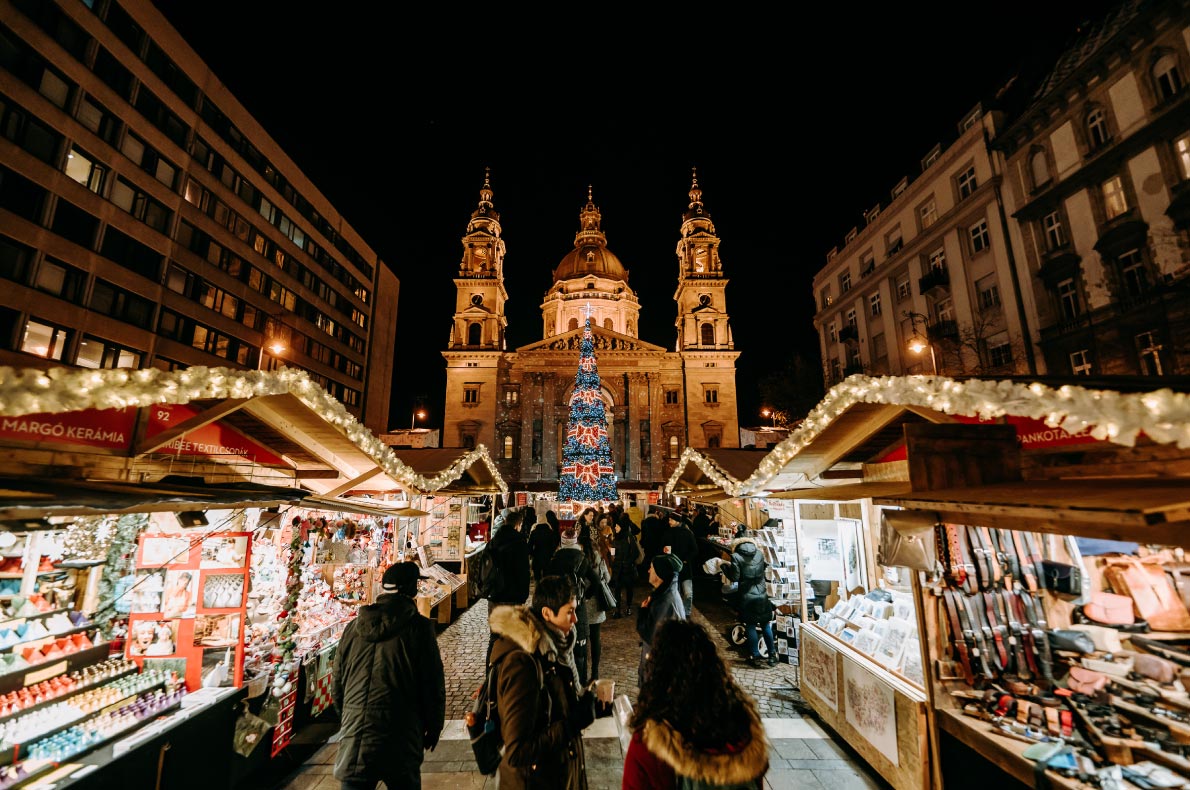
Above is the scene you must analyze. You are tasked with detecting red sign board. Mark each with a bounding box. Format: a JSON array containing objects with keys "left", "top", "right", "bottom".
[
  {"left": 515, "top": 492, "right": 528, "bottom": 507},
  {"left": 145, "top": 403, "right": 287, "bottom": 466},
  {"left": 647, "top": 491, "right": 660, "bottom": 504},
  {"left": 0, "top": 407, "right": 136, "bottom": 450},
  {"left": 874, "top": 414, "right": 1109, "bottom": 464}
]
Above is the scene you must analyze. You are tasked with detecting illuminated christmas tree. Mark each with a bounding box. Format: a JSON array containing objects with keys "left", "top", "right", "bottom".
[{"left": 558, "top": 312, "right": 618, "bottom": 512}]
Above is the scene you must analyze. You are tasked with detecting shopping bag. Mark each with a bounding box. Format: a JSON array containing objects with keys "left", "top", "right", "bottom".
[{"left": 233, "top": 708, "right": 272, "bottom": 758}]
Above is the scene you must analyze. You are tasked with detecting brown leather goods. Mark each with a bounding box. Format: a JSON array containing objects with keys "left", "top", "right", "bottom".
[
  {"left": 1132, "top": 652, "right": 1178, "bottom": 683},
  {"left": 1166, "top": 563, "right": 1190, "bottom": 613},
  {"left": 878, "top": 510, "right": 938, "bottom": 572},
  {"left": 1083, "top": 591, "right": 1136, "bottom": 625},
  {"left": 941, "top": 589, "right": 975, "bottom": 685},
  {"left": 1066, "top": 665, "right": 1108, "bottom": 695},
  {"left": 1067, "top": 624, "right": 1122, "bottom": 653},
  {"left": 1040, "top": 559, "right": 1081, "bottom": 597},
  {"left": 1104, "top": 556, "right": 1190, "bottom": 632}
]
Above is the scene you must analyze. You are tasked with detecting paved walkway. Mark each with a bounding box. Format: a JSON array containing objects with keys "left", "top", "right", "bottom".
[{"left": 272, "top": 576, "right": 891, "bottom": 790}]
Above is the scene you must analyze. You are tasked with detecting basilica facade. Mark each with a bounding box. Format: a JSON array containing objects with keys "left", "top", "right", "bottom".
[{"left": 441, "top": 171, "right": 740, "bottom": 491}]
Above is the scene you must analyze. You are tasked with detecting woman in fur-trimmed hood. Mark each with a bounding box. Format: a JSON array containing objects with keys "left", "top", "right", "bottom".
[{"left": 623, "top": 618, "right": 768, "bottom": 790}]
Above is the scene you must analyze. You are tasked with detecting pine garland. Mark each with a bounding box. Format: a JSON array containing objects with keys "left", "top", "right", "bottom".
[{"left": 94, "top": 514, "right": 147, "bottom": 639}]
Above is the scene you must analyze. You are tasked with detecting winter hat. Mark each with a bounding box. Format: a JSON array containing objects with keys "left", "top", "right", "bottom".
[
  {"left": 560, "top": 527, "right": 579, "bottom": 546},
  {"left": 651, "top": 553, "right": 683, "bottom": 579},
  {"left": 381, "top": 561, "right": 428, "bottom": 595}
]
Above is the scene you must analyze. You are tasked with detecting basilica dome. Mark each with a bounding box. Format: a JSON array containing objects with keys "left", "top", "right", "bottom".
[{"left": 552, "top": 244, "right": 629, "bottom": 282}]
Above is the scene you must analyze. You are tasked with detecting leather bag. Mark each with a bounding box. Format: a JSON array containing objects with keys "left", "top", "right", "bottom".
[
  {"left": 592, "top": 576, "right": 617, "bottom": 612},
  {"left": 1083, "top": 591, "right": 1136, "bottom": 625},
  {"left": 1104, "top": 556, "right": 1190, "bottom": 632},
  {"left": 877, "top": 510, "right": 939, "bottom": 572},
  {"left": 1067, "top": 624, "right": 1122, "bottom": 653},
  {"left": 1047, "top": 630, "right": 1096, "bottom": 655},
  {"left": 1040, "top": 560, "right": 1082, "bottom": 596},
  {"left": 1066, "top": 665, "right": 1109, "bottom": 695},
  {"left": 1132, "top": 652, "right": 1178, "bottom": 684}
]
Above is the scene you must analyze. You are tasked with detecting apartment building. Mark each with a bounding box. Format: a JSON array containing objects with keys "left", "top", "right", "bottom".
[
  {"left": 812, "top": 106, "right": 1034, "bottom": 383},
  {"left": 996, "top": 0, "right": 1190, "bottom": 377},
  {"left": 0, "top": 0, "right": 398, "bottom": 433}
]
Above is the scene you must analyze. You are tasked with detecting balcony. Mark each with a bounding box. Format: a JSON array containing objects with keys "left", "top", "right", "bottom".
[
  {"left": 1166, "top": 180, "right": 1190, "bottom": 230},
  {"left": 918, "top": 266, "right": 950, "bottom": 295},
  {"left": 927, "top": 319, "right": 958, "bottom": 341},
  {"left": 838, "top": 324, "right": 859, "bottom": 344},
  {"left": 1037, "top": 246, "right": 1081, "bottom": 285}
]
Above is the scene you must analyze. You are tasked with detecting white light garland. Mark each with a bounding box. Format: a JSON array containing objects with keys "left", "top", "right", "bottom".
[
  {"left": 664, "top": 374, "right": 1190, "bottom": 497},
  {"left": 0, "top": 365, "right": 510, "bottom": 498}
]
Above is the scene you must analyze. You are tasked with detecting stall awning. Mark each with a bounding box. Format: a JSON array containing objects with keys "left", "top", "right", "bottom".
[
  {"left": 765, "top": 481, "right": 913, "bottom": 501},
  {"left": 302, "top": 495, "right": 429, "bottom": 518},
  {"left": 874, "top": 479, "right": 1190, "bottom": 545},
  {"left": 0, "top": 475, "right": 309, "bottom": 521},
  {"left": 685, "top": 491, "right": 736, "bottom": 505},
  {"left": 387, "top": 449, "right": 504, "bottom": 495}
]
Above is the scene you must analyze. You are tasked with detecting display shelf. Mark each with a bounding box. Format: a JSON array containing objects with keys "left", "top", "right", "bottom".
[
  {"left": 0, "top": 571, "right": 64, "bottom": 580},
  {"left": 3, "top": 625, "right": 94, "bottom": 656},
  {"left": 0, "top": 642, "right": 110, "bottom": 696},
  {"left": 0, "top": 678, "right": 169, "bottom": 766},
  {"left": 0, "top": 608, "right": 68, "bottom": 633},
  {"left": 0, "top": 666, "right": 137, "bottom": 727}
]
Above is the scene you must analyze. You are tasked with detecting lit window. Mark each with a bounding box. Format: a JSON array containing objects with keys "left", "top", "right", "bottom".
[
  {"left": 20, "top": 319, "right": 68, "bottom": 360},
  {"left": 919, "top": 198, "right": 937, "bottom": 229},
  {"left": 987, "top": 331, "right": 1012, "bottom": 367},
  {"left": 503, "top": 435, "right": 514, "bottom": 459},
  {"left": 463, "top": 386, "right": 479, "bottom": 404},
  {"left": 976, "top": 275, "right": 1001, "bottom": 310},
  {"left": 1070, "top": 349, "right": 1092, "bottom": 375},
  {"left": 1153, "top": 53, "right": 1182, "bottom": 101},
  {"left": 1137, "top": 331, "right": 1164, "bottom": 375},
  {"left": 64, "top": 147, "right": 105, "bottom": 194},
  {"left": 1087, "top": 107, "right": 1110, "bottom": 149},
  {"left": 76, "top": 336, "right": 140, "bottom": 369},
  {"left": 969, "top": 219, "right": 991, "bottom": 253},
  {"left": 668, "top": 435, "right": 679, "bottom": 458},
  {"left": 1057, "top": 278, "right": 1081, "bottom": 320},
  {"left": 957, "top": 166, "right": 977, "bottom": 199},
  {"left": 928, "top": 248, "right": 946, "bottom": 272},
  {"left": 820, "top": 287, "right": 832, "bottom": 308},
  {"left": 1043, "top": 211, "right": 1065, "bottom": 250},
  {"left": 504, "top": 388, "right": 519, "bottom": 406},
  {"left": 869, "top": 292, "right": 882, "bottom": 316},
  {"left": 1176, "top": 134, "right": 1190, "bottom": 180},
  {"left": 1102, "top": 175, "right": 1128, "bottom": 220}
]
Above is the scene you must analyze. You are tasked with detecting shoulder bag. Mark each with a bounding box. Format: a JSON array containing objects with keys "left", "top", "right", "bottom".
[{"left": 876, "top": 510, "right": 939, "bottom": 572}]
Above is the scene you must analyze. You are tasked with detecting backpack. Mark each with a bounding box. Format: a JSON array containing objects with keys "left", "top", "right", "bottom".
[
  {"left": 466, "top": 649, "right": 543, "bottom": 775},
  {"left": 470, "top": 544, "right": 503, "bottom": 601}
]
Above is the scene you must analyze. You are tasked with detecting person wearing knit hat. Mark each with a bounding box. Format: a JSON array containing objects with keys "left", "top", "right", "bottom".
[
  {"left": 635, "top": 550, "right": 687, "bottom": 687},
  {"left": 560, "top": 527, "right": 579, "bottom": 546},
  {"left": 546, "top": 524, "right": 599, "bottom": 684},
  {"left": 663, "top": 509, "right": 699, "bottom": 616}
]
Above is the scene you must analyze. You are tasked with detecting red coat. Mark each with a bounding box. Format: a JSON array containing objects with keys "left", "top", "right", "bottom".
[
  {"left": 622, "top": 729, "right": 675, "bottom": 789},
  {"left": 621, "top": 717, "right": 767, "bottom": 790}
]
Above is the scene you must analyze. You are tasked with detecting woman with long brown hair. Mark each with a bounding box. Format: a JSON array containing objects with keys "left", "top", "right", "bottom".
[{"left": 622, "top": 618, "right": 768, "bottom": 789}]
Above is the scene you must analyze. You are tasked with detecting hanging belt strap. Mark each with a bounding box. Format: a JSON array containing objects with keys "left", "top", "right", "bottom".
[
  {"left": 1021, "top": 532, "right": 1046, "bottom": 591},
  {"left": 978, "top": 527, "right": 1004, "bottom": 588},
  {"left": 1019, "top": 588, "right": 1053, "bottom": 688},
  {"left": 994, "top": 529, "right": 1022, "bottom": 590},
  {"left": 981, "top": 590, "right": 1010, "bottom": 671},
  {"left": 967, "top": 592, "right": 1000, "bottom": 675},
  {"left": 966, "top": 525, "right": 991, "bottom": 591},
  {"left": 1008, "top": 586, "right": 1039, "bottom": 677},
  {"left": 1011, "top": 531, "right": 1039, "bottom": 592},
  {"left": 944, "top": 524, "right": 975, "bottom": 593},
  {"left": 960, "top": 592, "right": 994, "bottom": 680},
  {"left": 996, "top": 589, "right": 1028, "bottom": 678},
  {"left": 941, "top": 589, "right": 975, "bottom": 684}
]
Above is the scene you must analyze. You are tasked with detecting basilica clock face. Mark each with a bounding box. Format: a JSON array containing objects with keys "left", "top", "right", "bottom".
[
  {"left": 471, "top": 294, "right": 484, "bottom": 306},
  {"left": 698, "top": 294, "right": 712, "bottom": 307}
]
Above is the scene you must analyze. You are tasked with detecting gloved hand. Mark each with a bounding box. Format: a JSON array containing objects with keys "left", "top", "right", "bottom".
[
  {"left": 423, "top": 730, "right": 439, "bottom": 752},
  {"left": 566, "top": 691, "right": 596, "bottom": 737}
]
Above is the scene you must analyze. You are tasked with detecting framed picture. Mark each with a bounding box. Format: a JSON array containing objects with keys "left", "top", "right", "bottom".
[
  {"left": 852, "top": 629, "right": 882, "bottom": 656},
  {"left": 128, "top": 619, "right": 181, "bottom": 657},
  {"left": 200, "top": 536, "right": 248, "bottom": 569},
  {"left": 202, "top": 573, "right": 246, "bottom": 610},
  {"left": 161, "top": 570, "right": 198, "bottom": 619},
  {"left": 139, "top": 535, "right": 191, "bottom": 568},
  {"left": 129, "top": 568, "right": 166, "bottom": 614},
  {"left": 839, "top": 626, "right": 858, "bottom": 643},
  {"left": 875, "top": 618, "right": 914, "bottom": 668},
  {"left": 193, "top": 613, "right": 241, "bottom": 648}
]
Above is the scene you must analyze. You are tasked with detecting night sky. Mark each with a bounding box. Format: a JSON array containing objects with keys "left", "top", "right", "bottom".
[{"left": 152, "top": 2, "right": 1120, "bottom": 433}]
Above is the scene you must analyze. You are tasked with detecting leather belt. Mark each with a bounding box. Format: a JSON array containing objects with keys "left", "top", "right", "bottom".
[
  {"left": 994, "top": 529, "right": 1021, "bottom": 589},
  {"left": 997, "top": 589, "right": 1029, "bottom": 678},
  {"left": 979, "top": 527, "right": 1004, "bottom": 588},
  {"left": 1021, "top": 532, "right": 1046, "bottom": 591},
  {"left": 1007, "top": 587, "right": 1039, "bottom": 677},
  {"left": 961, "top": 592, "right": 995, "bottom": 679},
  {"left": 944, "top": 524, "right": 976, "bottom": 593},
  {"left": 1010, "top": 531, "right": 1039, "bottom": 592},
  {"left": 967, "top": 525, "right": 992, "bottom": 590},
  {"left": 1018, "top": 588, "right": 1053, "bottom": 688},
  {"left": 941, "top": 589, "right": 975, "bottom": 684},
  {"left": 981, "top": 590, "right": 1010, "bottom": 671}
]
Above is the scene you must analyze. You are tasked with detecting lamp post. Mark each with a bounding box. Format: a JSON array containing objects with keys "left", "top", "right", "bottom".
[
  {"left": 411, "top": 408, "right": 426, "bottom": 430},
  {"left": 761, "top": 408, "right": 776, "bottom": 428},
  {"left": 904, "top": 311, "right": 938, "bottom": 375},
  {"left": 258, "top": 316, "right": 288, "bottom": 370}
]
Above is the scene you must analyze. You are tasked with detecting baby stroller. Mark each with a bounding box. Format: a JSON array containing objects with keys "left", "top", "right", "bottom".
[{"left": 709, "top": 557, "right": 777, "bottom": 659}]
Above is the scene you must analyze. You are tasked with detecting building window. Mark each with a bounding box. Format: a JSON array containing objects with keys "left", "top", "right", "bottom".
[
  {"left": 503, "top": 435, "right": 514, "bottom": 459},
  {"left": 919, "top": 198, "right": 937, "bottom": 229},
  {"left": 704, "top": 387, "right": 719, "bottom": 404},
  {"left": 986, "top": 331, "right": 1012, "bottom": 367},
  {"left": 896, "top": 274, "right": 911, "bottom": 301},
  {"left": 830, "top": 358, "right": 841, "bottom": 382},
  {"left": 957, "top": 165, "right": 977, "bottom": 199},
  {"left": 928, "top": 247, "right": 946, "bottom": 272},
  {"left": 969, "top": 219, "right": 991, "bottom": 253},
  {"left": 1070, "top": 349, "right": 1093, "bottom": 376},
  {"left": 20, "top": 319, "right": 69, "bottom": 360},
  {"left": 568, "top": 317, "right": 578, "bottom": 331},
  {"left": 700, "top": 323, "right": 714, "bottom": 345},
  {"left": 668, "top": 435, "right": 679, "bottom": 459},
  {"left": 64, "top": 147, "right": 105, "bottom": 194},
  {"left": 1153, "top": 53, "right": 1183, "bottom": 102},
  {"left": 664, "top": 388, "right": 679, "bottom": 405},
  {"left": 75, "top": 335, "right": 141, "bottom": 369},
  {"left": 1042, "top": 211, "right": 1065, "bottom": 250},
  {"left": 1087, "top": 107, "right": 1111, "bottom": 149},
  {"left": 869, "top": 292, "right": 882, "bottom": 316},
  {"left": 1118, "top": 249, "right": 1150, "bottom": 299},
  {"left": 860, "top": 251, "right": 874, "bottom": 276},
  {"left": 819, "top": 286, "right": 832, "bottom": 308},
  {"left": 707, "top": 434, "right": 720, "bottom": 449},
  {"left": 1176, "top": 133, "right": 1190, "bottom": 180},
  {"left": 34, "top": 259, "right": 85, "bottom": 303},
  {"left": 467, "top": 322, "right": 482, "bottom": 345},
  {"left": 462, "top": 432, "right": 476, "bottom": 450},
  {"left": 846, "top": 309, "right": 857, "bottom": 328},
  {"left": 504, "top": 388, "right": 519, "bottom": 406},
  {"left": 1057, "top": 278, "right": 1081, "bottom": 320},
  {"left": 1102, "top": 175, "right": 1128, "bottom": 220},
  {"left": 463, "top": 385, "right": 479, "bottom": 404},
  {"left": 827, "top": 323, "right": 837, "bottom": 344},
  {"left": 603, "top": 318, "right": 613, "bottom": 330},
  {"left": 885, "top": 227, "right": 903, "bottom": 255},
  {"left": 1137, "top": 331, "right": 1164, "bottom": 375},
  {"left": 976, "top": 274, "right": 1001, "bottom": 310},
  {"left": 840, "top": 271, "right": 851, "bottom": 293},
  {"left": 1030, "top": 149, "right": 1050, "bottom": 190},
  {"left": 872, "top": 333, "right": 887, "bottom": 364},
  {"left": 935, "top": 297, "right": 955, "bottom": 323}
]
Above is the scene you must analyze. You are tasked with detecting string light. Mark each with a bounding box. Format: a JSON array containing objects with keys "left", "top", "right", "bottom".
[
  {"left": 0, "top": 365, "right": 510, "bottom": 498},
  {"left": 664, "top": 374, "right": 1190, "bottom": 497}
]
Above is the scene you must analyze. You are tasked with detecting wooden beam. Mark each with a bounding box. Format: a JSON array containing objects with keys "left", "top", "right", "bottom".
[
  {"left": 293, "top": 468, "right": 342, "bottom": 480},
  {"left": 133, "top": 398, "right": 250, "bottom": 457},
  {"left": 323, "top": 467, "right": 384, "bottom": 498}
]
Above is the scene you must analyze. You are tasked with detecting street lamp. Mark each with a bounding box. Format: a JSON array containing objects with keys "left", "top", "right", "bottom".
[
  {"left": 904, "top": 311, "right": 938, "bottom": 375},
  {"left": 411, "top": 408, "right": 427, "bottom": 430},
  {"left": 761, "top": 408, "right": 776, "bottom": 427},
  {"left": 257, "top": 315, "right": 289, "bottom": 370}
]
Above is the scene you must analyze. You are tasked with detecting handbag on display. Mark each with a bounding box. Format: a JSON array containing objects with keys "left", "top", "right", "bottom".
[
  {"left": 1132, "top": 652, "right": 1178, "bottom": 684},
  {"left": 1046, "top": 630, "right": 1096, "bottom": 655},
  {"left": 1040, "top": 560, "right": 1082, "bottom": 597},
  {"left": 1082, "top": 591, "right": 1136, "bottom": 625},
  {"left": 876, "top": 510, "right": 939, "bottom": 572},
  {"left": 1066, "top": 665, "right": 1109, "bottom": 695},
  {"left": 1103, "top": 555, "right": 1190, "bottom": 632},
  {"left": 1067, "top": 624, "right": 1123, "bottom": 653}
]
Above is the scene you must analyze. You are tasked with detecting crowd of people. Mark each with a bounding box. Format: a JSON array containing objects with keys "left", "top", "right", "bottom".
[{"left": 330, "top": 502, "right": 772, "bottom": 790}]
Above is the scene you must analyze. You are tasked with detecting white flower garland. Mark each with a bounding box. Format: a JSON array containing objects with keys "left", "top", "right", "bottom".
[
  {"left": 665, "top": 374, "right": 1190, "bottom": 497},
  {"left": 0, "top": 365, "right": 509, "bottom": 498}
]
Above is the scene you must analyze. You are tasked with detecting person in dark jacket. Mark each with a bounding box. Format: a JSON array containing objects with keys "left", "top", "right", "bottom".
[
  {"left": 636, "top": 553, "right": 686, "bottom": 687},
  {"left": 485, "top": 507, "right": 531, "bottom": 664},
  {"left": 610, "top": 518, "right": 639, "bottom": 618},
  {"left": 545, "top": 526, "right": 600, "bottom": 684},
  {"left": 528, "top": 510, "right": 560, "bottom": 582},
  {"left": 488, "top": 574, "right": 596, "bottom": 790},
  {"left": 690, "top": 506, "right": 713, "bottom": 539},
  {"left": 332, "top": 562, "right": 445, "bottom": 790},
  {"left": 623, "top": 619, "right": 768, "bottom": 790},
  {"left": 638, "top": 507, "right": 666, "bottom": 582},
  {"left": 722, "top": 536, "right": 777, "bottom": 668},
  {"left": 662, "top": 508, "right": 699, "bottom": 615}
]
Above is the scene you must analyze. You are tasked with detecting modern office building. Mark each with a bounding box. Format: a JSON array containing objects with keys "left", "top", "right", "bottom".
[{"left": 0, "top": 0, "right": 398, "bottom": 433}]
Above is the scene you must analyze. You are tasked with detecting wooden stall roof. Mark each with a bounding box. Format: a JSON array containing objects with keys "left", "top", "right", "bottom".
[
  {"left": 302, "top": 495, "right": 430, "bottom": 518},
  {"left": 875, "top": 479, "right": 1190, "bottom": 545},
  {"left": 0, "top": 366, "right": 509, "bottom": 499},
  {"left": 387, "top": 449, "right": 504, "bottom": 495},
  {"left": 665, "top": 448, "right": 771, "bottom": 497},
  {"left": 765, "top": 480, "right": 913, "bottom": 501}
]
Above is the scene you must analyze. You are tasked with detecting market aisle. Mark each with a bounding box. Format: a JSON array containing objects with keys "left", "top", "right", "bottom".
[{"left": 273, "top": 578, "right": 891, "bottom": 790}]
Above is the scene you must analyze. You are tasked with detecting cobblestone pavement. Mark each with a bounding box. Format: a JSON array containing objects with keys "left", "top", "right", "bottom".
[{"left": 272, "top": 575, "right": 891, "bottom": 790}]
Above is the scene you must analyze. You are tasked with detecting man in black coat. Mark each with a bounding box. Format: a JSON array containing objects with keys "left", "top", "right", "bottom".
[
  {"left": 528, "top": 510, "right": 560, "bottom": 583},
  {"left": 638, "top": 506, "right": 666, "bottom": 582},
  {"left": 332, "top": 562, "right": 445, "bottom": 790},
  {"left": 662, "top": 507, "right": 699, "bottom": 615},
  {"left": 485, "top": 507, "right": 531, "bottom": 664}
]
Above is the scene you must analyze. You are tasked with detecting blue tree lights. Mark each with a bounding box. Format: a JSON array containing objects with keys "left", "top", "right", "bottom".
[{"left": 558, "top": 315, "right": 618, "bottom": 509}]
